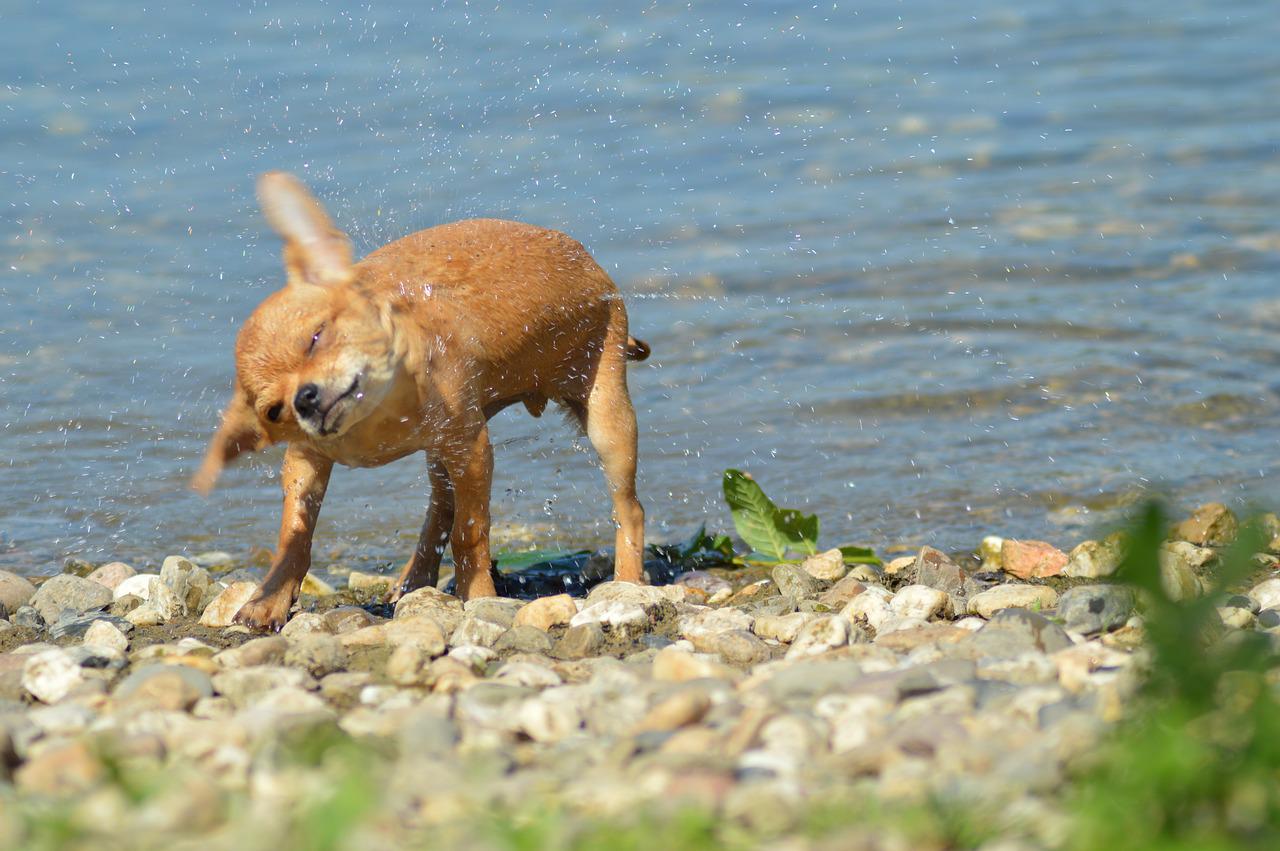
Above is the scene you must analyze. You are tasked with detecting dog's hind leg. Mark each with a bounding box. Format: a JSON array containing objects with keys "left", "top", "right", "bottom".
[
  {"left": 582, "top": 340, "right": 646, "bottom": 584},
  {"left": 389, "top": 457, "right": 454, "bottom": 603}
]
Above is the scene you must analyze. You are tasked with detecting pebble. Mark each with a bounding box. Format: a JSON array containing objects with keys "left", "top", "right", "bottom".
[
  {"left": 85, "top": 561, "right": 136, "bottom": 591},
  {"left": 198, "top": 582, "right": 259, "bottom": 628},
  {"left": 1064, "top": 534, "right": 1126, "bottom": 579},
  {"left": 494, "top": 624, "right": 555, "bottom": 654},
  {"left": 785, "top": 615, "right": 853, "bottom": 659},
  {"left": 1000, "top": 540, "right": 1069, "bottom": 580},
  {"left": 969, "top": 609, "right": 1073, "bottom": 658},
  {"left": 678, "top": 606, "right": 753, "bottom": 641},
  {"left": 890, "top": 585, "right": 950, "bottom": 620},
  {"left": 674, "top": 570, "right": 733, "bottom": 596},
  {"left": 569, "top": 600, "right": 654, "bottom": 638},
  {"left": 346, "top": 570, "right": 393, "bottom": 592},
  {"left": 29, "top": 575, "right": 114, "bottom": 624},
  {"left": 82, "top": 619, "right": 130, "bottom": 654},
  {"left": 116, "top": 664, "right": 214, "bottom": 711},
  {"left": 113, "top": 573, "right": 158, "bottom": 601},
  {"left": 513, "top": 594, "right": 578, "bottom": 630},
  {"left": 633, "top": 688, "right": 712, "bottom": 733},
  {"left": 1171, "top": 502, "right": 1238, "bottom": 546},
  {"left": 817, "top": 574, "right": 868, "bottom": 608},
  {"left": 968, "top": 585, "right": 1060, "bottom": 619},
  {"left": 692, "top": 629, "right": 772, "bottom": 666},
  {"left": 771, "top": 564, "right": 821, "bottom": 600},
  {"left": 284, "top": 635, "right": 348, "bottom": 677},
  {"left": 279, "top": 612, "right": 334, "bottom": 639},
  {"left": 1247, "top": 578, "right": 1280, "bottom": 612},
  {"left": 0, "top": 570, "right": 37, "bottom": 613},
  {"left": 1158, "top": 543, "right": 1210, "bottom": 600},
  {"left": 801, "top": 549, "right": 847, "bottom": 582},
  {"left": 449, "top": 615, "right": 508, "bottom": 649},
  {"left": 652, "top": 647, "right": 738, "bottom": 682},
  {"left": 1056, "top": 585, "right": 1134, "bottom": 634},
  {"left": 752, "top": 612, "right": 813, "bottom": 643},
  {"left": 553, "top": 623, "right": 605, "bottom": 659},
  {"left": 22, "top": 649, "right": 85, "bottom": 704}
]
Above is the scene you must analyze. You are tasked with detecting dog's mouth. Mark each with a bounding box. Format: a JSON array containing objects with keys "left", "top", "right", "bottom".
[{"left": 318, "top": 376, "right": 361, "bottom": 436}]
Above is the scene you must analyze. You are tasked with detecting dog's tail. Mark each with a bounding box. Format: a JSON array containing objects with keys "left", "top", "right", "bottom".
[{"left": 625, "top": 336, "right": 651, "bottom": 362}]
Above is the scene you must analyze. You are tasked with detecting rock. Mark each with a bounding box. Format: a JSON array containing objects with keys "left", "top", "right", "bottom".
[
  {"left": 752, "top": 612, "right": 813, "bottom": 643},
  {"left": 801, "top": 549, "right": 847, "bottom": 582},
  {"left": 692, "top": 629, "right": 772, "bottom": 666},
  {"left": 11, "top": 605, "right": 44, "bottom": 629},
  {"left": 586, "top": 581, "right": 683, "bottom": 606},
  {"left": 48, "top": 612, "right": 132, "bottom": 641},
  {"left": 652, "top": 647, "right": 738, "bottom": 682},
  {"left": 1064, "top": 534, "right": 1127, "bottom": 579},
  {"left": 85, "top": 561, "right": 136, "bottom": 591},
  {"left": 113, "top": 573, "right": 158, "bottom": 601},
  {"left": 969, "top": 609, "right": 1073, "bottom": 658},
  {"left": 1247, "top": 578, "right": 1280, "bottom": 612},
  {"left": 279, "top": 612, "right": 334, "bottom": 639},
  {"left": 62, "top": 558, "right": 95, "bottom": 577},
  {"left": 462, "top": 597, "right": 522, "bottom": 628},
  {"left": 394, "top": 586, "right": 464, "bottom": 633},
  {"left": 299, "top": 573, "right": 336, "bottom": 596},
  {"left": 159, "top": 555, "right": 215, "bottom": 616},
  {"left": 116, "top": 664, "right": 214, "bottom": 711},
  {"left": 284, "top": 635, "right": 348, "bottom": 677},
  {"left": 678, "top": 606, "right": 753, "bottom": 641},
  {"left": 214, "top": 636, "right": 288, "bottom": 669},
  {"left": 1001, "top": 540, "right": 1068, "bottom": 580},
  {"left": 513, "top": 594, "right": 578, "bottom": 630},
  {"left": 1172, "top": 502, "right": 1238, "bottom": 546},
  {"left": 212, "top": 666, "right": 314, "bottom": 707},
  {"left": 883, "top": 555, "right": 916, "bottom": 576},
  {"left": 83, "top": 619, "right": 130, "bottom": 654},
  {"left": 817, "top": 575, "right": 868, "bottom": 609},
  {"left": 839, "top": 587, "right": 895, "bottom": 632},
  {"left": 492, "top": 661, "right": 562, "bottom": 689},
  {"left": 0, "top": 570, "right": 37, "bottom": 612},
  {"left": 729, "top": 579, "right": 774, "bottom": 605},
  {"left": 912, "top": 546, "right": 973, "bottom": 611},
  {"left": 674, "top": 570, "right": 732, "bottom": 597},
  {"left": 771, "top": 564, "right": 821, "bottom": 600},
  {"left": 1057, "top": 585, "right": 1134, "bottom": 634},
  {"left": 1218, "top": 605, "right": 1256, "bottom": 630},
  {"left": 385, "top": 641, "right": 443, "bottom": 687},
  {"left": 1159, "top": 543, "right": 1210, "bottom": 601},
  {"left": 968, "top": 584, "right": 1059, "bottom": 619},
  {"left": 125, "top": 603, "right": 166, "bottom": 628},
  {"left": 29, "top": 575, "right": 114, "bottom": 624},
  {"left": 198, "top": 582, "right": 259, "bottom": 628},
  {"left": 324, "top": 606, "right": 379, "bottom": 633},
  {"left": 785, "top": 615, "right": 854, "bottom": 659},
  {"left": 192, "top": 551, "right": 234, "bottom": 568},
  {"left": 341, "top": 617, "right": 447, "bottom": 655},
  {"left": 14, "top": 739, "right": 103, "bottom": 795},
  {"left": 515, "top": 695, "right": 583, "bottom": 742},
  {"left": 890, "top": 585, "right": 950, "bottom": 620},
  {"left": 570, "top": 600, "right": 655, "bottom": 638},
  {"left": 347, "top": 570, "right": 393, "bottom": 592},
  {"left": 449, "top": 615, "right": 507, "bottom": 649},
  {"left": 633, "top": 688, "right": 712, "bottom": 733},
  {"left": 552, "top": 623, "right": 605, "bottom": 659},
  {"left": 979, "top": 536, "right": 1005, "bottom": 570},
  {"left": 494, "top": 625, "right": 555, "bottom": 655},
  {"left": 22, "top": 649, "right": 84, "bottom": 703},
  {"left": 874, "top": 623, "right": 969, "bottom": 652}
]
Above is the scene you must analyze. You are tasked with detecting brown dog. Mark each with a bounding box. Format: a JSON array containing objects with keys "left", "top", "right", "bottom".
[{"left": 192, "top": 172, "right": 648, "bottom": 631}]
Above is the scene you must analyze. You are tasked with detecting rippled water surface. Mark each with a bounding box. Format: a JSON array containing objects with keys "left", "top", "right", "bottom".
[{"left": 3, "top": 1, "right": 1280, "bottom": 576}]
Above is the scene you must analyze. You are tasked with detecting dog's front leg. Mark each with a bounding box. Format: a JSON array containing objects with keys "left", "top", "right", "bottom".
[
  {"left": 234, "top": 444, "right": 334, "bottom": 631},
  {"left": 444, "top": 425, "right": 497, "bottom": 601},
  {"left": 388, "top": 458, "right": 454, "bottom": 603}
]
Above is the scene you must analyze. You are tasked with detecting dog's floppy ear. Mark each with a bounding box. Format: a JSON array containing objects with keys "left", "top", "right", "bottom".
[
  {"left": 191, "top": 388, "right": 271, "bottom": 495},
  {"left": 257, "top": 171, "right": 354, "bottom": 289}
]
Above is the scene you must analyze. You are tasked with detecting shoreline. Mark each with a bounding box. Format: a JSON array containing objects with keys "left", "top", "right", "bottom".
[{"left": 0, "top": 501, "right": 1274, "bottom": 849}]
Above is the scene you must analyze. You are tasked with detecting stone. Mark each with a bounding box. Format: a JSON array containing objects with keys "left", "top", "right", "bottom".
[
  {"left": 14, "top": 739, "right": 103, "bottom": 795},
  {"left": 0, "top": 570, "right": 37, "bottom": 612},
  {"left": 883, "top": 555, "right": 916, "bottom": 576},
  {"left": 817, "top": 574, "right": 868, "bottom": 609},
  {"left": 192, "top": 551, "right": 235, "bottom": 568},
  {"left": 513, "top": 594, "right": 578, "bottom": 630},
  {"left": 394, "top": 586, "right": 464, "bottom": 633},
  {"left": 299, "top": 573, "right": 336, "bottom": 596},
  {"left": 874, "top": 623, "right": 969, "bottom": 652},
  {"left": 633, "top": 688, "right": 712, "bottom": 733},
  {"left": 464, "top": 597, "right": 523, "bottom": 628},
  {"left": 494, "top": 625, "right": 555, "bottom": 655},
  {"left": 752, "top": 612, "right": 813, "bottom": 643},
  {"left": 82, "top": 619, "right": 129, "bottom": 654},
  {"left": 114, "top": 573, "right": 158, "bottom": 601},
  {"left": 1247, "top": 578, "right": 1280, "bottom": 612},
  {"left": 85, "top": 561, "right": 136, "bottom": 591},
  {"left": 570, "top": 600, "right": 653, "bottom": 638},
  {"left": 785, "top": 615, "right": 853, "bottom": 659},
  {"left": 449, "top": 615, "right": 508, "bottom": 649},
  {"left": 801, "top": 549, "right": 847, "bottom": 582},
  {"left": 585, "top": 581, "right": 682, "bottom": 606},
  {"left": 29, "top": 575, "right": 113, "bottom": 624},
  {"left": 729, "top": 579, "right": 774, "bottom": 605},
  {"left": 839, "top": 588, "right": 895, "bottom": 632},
  {"left": 325, "top": 606, "right": 379, "bottom": 633},
  {"left": 212, "top": 666, "right": 314, "bottom": 707},
  {"left": 116, "top": 664, "right": 214, "bottom": 711},
  {"left": 968, "top": 609, "right": 1073, "bottom": 658},
  {"left": 516, "top": 695, "right": 583, "bottom": 742},
  {"left": 678, "top": 606, "right": 753, "bottom": 641},
  {"left": 674, "top": 570, "right": 732, "bottom": 597},
  {"left": 652, "top": 647, "right": 738, "bottom": 682},
  {"left": 1001, "top": 540, "right": 1068, "bottom": 580},
  {"left": 1064, "top": 534, "right": 1127, "bottom": 579},
  {"left": 214, "top": 636, "right": 288, "bottom": 669},
  {"left": 285, "top": 635, "right": 348, "bottom": 677},
  {"left": 1258, "top": 609, "right": 1280, "bottom": 630},
  {"left": 979, "top": 536, "right": 1005, "bottom": 570},
  {"left": 279, "top": 612, "right": 334, "bottom": 639},
  {"left": 62, "top": 558, "right": 95, "bottom": 577},
  {"left": 1057, "top": 585, "right": 1134, "bottom": 634},
  {"left": 1218, "top": 606, "right": 1256, "bottom": 630},
  {"left": 691, "top": 628, "right": 772, "bottom": 666},
  {"left": 1171, "top": 502, "right": 1238, "bottom": 546},
  {"left": 771, "top": 564, "right": 820, "bottom": 599},
  {"left": 11, "top": 605, "right": 44, "bottom": 629},
  {"left": 159, "top": 555, "right": 215, "bottom": 615},
  {"left": 968, "top": 584, "right": 1059, "bottom": 619},
  {"left": 346, "top": 570, "right": 393, "bottom": 592},
  {"left": 552, "top": 623, "right": 605, "bottom": 659},
  {"left": 341, "top": 617, "right": 447, "bottom": 655},
  {"left": 890, "top": 585, "right": 950, "bottom": 620},
  {"left": 125, "top": 603, "right": 166, "bottom": 628},
  {"left": 912, "top": 546, "right": 973, "bottom": 612},
  {"left": 492, "top": 661, "right": 562, "bottom": 689},
  {"left": 49, "top": 612, "right": 132, "bottom": 641},
  {"left": 22, "top": 649, "right": 84, "bottom": 703},
  {"left": 1159, "top": 543, "right": 1209, "bottom": 601},
  {"left": 198, "top": 582, "right": 258, "bottom": 628}
]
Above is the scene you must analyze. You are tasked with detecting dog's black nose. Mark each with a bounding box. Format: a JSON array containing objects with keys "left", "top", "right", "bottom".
[{"left": 294, "top": 383, "right": 321, "bottom": 419}]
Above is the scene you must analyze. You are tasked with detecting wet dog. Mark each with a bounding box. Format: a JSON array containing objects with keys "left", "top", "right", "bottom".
[{"left": 192, "top": 172, "right": 648, "bottom": 631}]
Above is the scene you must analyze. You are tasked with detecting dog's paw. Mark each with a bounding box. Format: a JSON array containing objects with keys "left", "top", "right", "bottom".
[{"left": 232, "top": 593, "right": 294, "bottom": 632}]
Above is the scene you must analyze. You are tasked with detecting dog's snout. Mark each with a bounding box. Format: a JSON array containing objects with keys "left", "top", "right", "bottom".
[{"left": 294, "top": 383, "right": 321, "bottom": 419}]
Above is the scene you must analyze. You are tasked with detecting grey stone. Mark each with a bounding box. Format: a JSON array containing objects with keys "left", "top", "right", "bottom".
[
  {"left": 552, "top": 623, "right": 605, "bottom": 659},
  {"left": 912, "top": 546, "right": 978, "bottom": 611},
  {"left": 11, "top": 606, "right": 45, "bottom": 629},
  {"left": 463, "top": 597, "right": 523, "bottom": 628},
  {"left": 693, "top": 629, "right": 772, "bottom": 666},
  {"left": 116, "top": 664, "right": 214, "bottom": 711},
  {"left": 284, "top": 635, "right": 348, "bottom": 677},
  {"left": 29, "top": 575, "right": 113, "bottom": 624},
  {"left": 1057, "top": 585, "right": 1134, "bottom": 634},
  {"left": 967, "top": 608, "right": 1073, "bottom": 658},
  {"left": 771, "top": 565, "right": 820, "bottom": 600},
  {"left": 494, "top": 624, "right": 554, "bottom": 655},
  {"left": 48, "top": 613, "right": 133, "bottom": 641}
]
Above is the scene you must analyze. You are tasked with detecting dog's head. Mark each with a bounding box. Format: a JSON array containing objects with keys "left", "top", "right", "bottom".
[{"left": 192, "top": 172, "right": 397, "bottom": 493}]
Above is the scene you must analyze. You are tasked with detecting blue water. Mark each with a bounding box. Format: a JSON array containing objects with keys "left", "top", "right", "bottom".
[{"left": 3, "top": 1, "right": 1279, "bottom": 576}]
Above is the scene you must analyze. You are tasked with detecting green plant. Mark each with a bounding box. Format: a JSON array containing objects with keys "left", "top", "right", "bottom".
[{"left": 722, "top": 469, "right": 878, "bottom": 566}]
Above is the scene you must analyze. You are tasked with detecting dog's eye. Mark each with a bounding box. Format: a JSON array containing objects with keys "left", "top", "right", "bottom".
[
  {"left": 266, "top": 402, "right": 284, "bottom": 422},
  {"left": 307, "top": 324, "right": 326, "bottom": 355}
]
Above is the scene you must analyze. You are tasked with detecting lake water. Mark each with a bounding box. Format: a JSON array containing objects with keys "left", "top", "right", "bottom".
[{"left": 3, "top": 0, "right": 1279, "bottom": 578}]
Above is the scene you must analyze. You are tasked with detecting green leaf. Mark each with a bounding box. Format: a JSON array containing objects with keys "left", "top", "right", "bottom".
[
  {"left": 723, "top": 469, "right": 792, "bottom": 560},
  {"left": 837, "top": 545, "right": 882, "bottom": 566},
  {"left": 776, "top": 508, "right": 820, "bottom": 555},
  {"left": 493, "top": 549, "right": 590, "bottom": 573}
]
